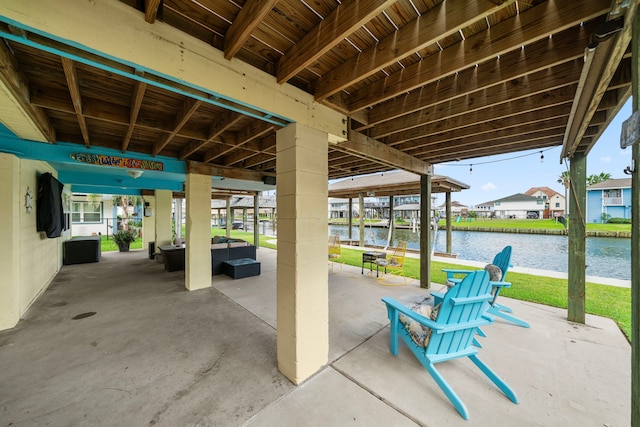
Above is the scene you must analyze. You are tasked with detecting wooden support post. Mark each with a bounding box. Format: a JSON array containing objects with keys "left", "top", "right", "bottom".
[
  {"left": 225, "top": 198, "right": 231, "bottom": 238},
  {"left": 631, "top": 6, "right": 639, "bottom": 426},
  {"left": 420, "top": 174, "right": 431, "bottom": 289},
  {"left": 388, "top": 195, "right": 394, "bottom": 246},
  {"left": 359, "top": 192, "right": 365, "bottom": 247},
  {"left": 348, "top": 198, "right": 353, "bottom": 241},
  {"left": 445, "top": 191, "right": 452, "bottom": 254},
  {"left": 254, "top": 193, "right": 260, "bottom": 249},
  {"left": 568, "top": 151, "right": 586, "bottom": 323}
]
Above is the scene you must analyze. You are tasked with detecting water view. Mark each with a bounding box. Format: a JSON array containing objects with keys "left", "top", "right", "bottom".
[{"left": 328, "top": 225, "right": 631, "bottom": 281}]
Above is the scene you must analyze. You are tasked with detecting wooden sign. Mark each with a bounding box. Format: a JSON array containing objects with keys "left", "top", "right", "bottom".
[
  {"left": 70, "top": 153, "right": 164, "bottom": 171},
  {"left": 620, "top": 109, "right": 640, "bottom": 149}
]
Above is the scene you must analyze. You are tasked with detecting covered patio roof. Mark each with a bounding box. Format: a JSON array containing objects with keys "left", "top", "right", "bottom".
[
  {"left": 328, "top": 170, "right": 469, "bottom": 199},
  {"left": 0, "top": 0, "right": 634, "bottom": 191}
]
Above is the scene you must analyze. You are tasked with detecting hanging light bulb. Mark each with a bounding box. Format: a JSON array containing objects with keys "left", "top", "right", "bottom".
[
  {"left": 540, "top": 151, "right": 544, "bottom": 163},
  {"left": 469, "top": 164, "right": 473, "bottom": 175}
]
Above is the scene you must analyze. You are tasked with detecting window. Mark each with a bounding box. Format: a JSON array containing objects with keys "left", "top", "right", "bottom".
[
  {"left": 72, "top": 201, "right": 103, "bottom": 223},
  {"left": 555, "top": 202, "right": 560, "bottom": 208}
]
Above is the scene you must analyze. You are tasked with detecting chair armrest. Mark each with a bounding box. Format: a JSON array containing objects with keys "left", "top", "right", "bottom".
[
  {"left": 381, "top": 297, "right": 440, "bottom": 331},
  {"left": 442, "top": 268, "right": 474, "bottom": 280},
  {"left": 450, "top": 295, "right": 493, "bottom": 306},
  {"left": 490, "top": 280, "right": 511, "bottom": 289}
]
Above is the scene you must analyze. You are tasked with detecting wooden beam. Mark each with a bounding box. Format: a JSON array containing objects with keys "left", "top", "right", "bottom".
[
  {"left": 178, "top": 110, "right": 243, "bottom": 159},
  {"left": 224, "top": 0, "right": 278, "bottom": 59},
  {"left": 276, "top": 0, "right": 395, "bottom": 83},
  {"left": 335, "top": 131, "right": 431, "bottom": 175},
  {"left": 186, "top": 160, "right": 274, "bottom": 182},
  {"left": 347, "top": 0, "right": 610, "bottom": 112},
  {"left": 122, "top": 75, "right": 147, "bottom": 153},
  {"left": 145, "top": 0, "right": 161, "bottom": 24},
  {"left": 360, "top": 20, "right": 598, "bottom": 130},
  {"left": 152, "top": 98, "right": 202, "bottom": 156},
  {"left": 562, "top": 1, "right": 637, "bottom": 157},
  {"left": 567, "top": 151, "right": 586, "bottom": 323},
  {"left": 61, "top": 57, "right": 90, "bottom": 148},
  {"left": 203, "top": 121, "right": 273, "bottom": 163},
  {"left": 314, "top": 0, "right": 515, "bottom": 100},
  {"left": 631, "top": 7, "right": 640, "bottom": 426},
  {"left": 369, "top": 62, "right": 582, "bottom": 139},
  {"left": 420, "top": 174, "right": 431, "bottom": 289},
  {"left": 0, "top": 38, "right": 56, "bottom": 143}
]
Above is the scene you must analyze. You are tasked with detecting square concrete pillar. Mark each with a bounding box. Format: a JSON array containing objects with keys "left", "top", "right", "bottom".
[
  {"left": 185, "top": 173, "right": 212, "bottom": 291},
  {"left": 142, "top": 195, "right": 155, "bottom": 250},
  {"left": 0, "top": 154, "right": 20, "bottom": 330},
  {"left": 276, "top": 123, "right": 328, "bottom": 384},
  {"left": 155, "top": 190, "right": 173, "bottom": 250}
]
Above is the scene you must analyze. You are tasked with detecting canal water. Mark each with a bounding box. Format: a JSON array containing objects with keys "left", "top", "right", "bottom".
[{"left": 328, "top": 225, "right": 631, "bottom": 281}]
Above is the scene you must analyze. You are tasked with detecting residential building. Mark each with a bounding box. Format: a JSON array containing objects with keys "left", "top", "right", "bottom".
[
  {"left": 524, "top": 187, "right": 565, "bottom": 218},
  {"left": 586, "top": 178, "right": 632, "bottom": 223},
  {"left": 491, "top": 193, "right": 544, "bottom": 219},
  {"left": 474, "top": 201, "right": 495, "bottom": 218}
]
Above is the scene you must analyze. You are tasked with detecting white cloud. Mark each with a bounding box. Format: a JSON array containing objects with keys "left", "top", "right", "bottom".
[
  {"left": 600, "top": 156, "right": 612, "bottom": 163},
  {"left": 482, "top": 182, "right": 497, "bottom": 191}
]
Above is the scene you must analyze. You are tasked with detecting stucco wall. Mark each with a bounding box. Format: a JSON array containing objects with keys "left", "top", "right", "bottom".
[{"left": 19, "top": 159, "right": 66, "bottom": 315}]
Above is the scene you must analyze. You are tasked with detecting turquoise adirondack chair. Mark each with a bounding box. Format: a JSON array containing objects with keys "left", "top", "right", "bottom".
[
  {"left": 432, "top": 246, "right": 530, "bottom": 328},
  {"left": 382, "top": 270, "right": 518, "bottom": 420}
]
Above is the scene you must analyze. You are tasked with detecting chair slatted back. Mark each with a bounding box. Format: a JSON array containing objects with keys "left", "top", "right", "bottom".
[
  {"left": 427, "top": 270, "right": 492, "bottom": 355},
  {"left": 388, "top": 240, "right": 407, "bottom": 266},
  {"left": 492, "top": 246, "right": 512, "bottom": 280},
  {"left": 328, "top": 234, "right": 341, "bottom": 257}
]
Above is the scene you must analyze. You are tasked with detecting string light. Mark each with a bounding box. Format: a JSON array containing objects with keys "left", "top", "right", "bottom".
[
  {"left": 442, "top": 147, "right": 554, "bottom": 171},
  {"left": 469, "top": 164, "right": 473, "bottom": 175},
  {"left": 540, "top": 151, "right": 544, "bottom": 163}
]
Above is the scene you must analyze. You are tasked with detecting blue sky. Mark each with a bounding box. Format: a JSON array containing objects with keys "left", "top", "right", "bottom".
[{"left": 433, "top": 99, "right": 634, "bottom": 207}]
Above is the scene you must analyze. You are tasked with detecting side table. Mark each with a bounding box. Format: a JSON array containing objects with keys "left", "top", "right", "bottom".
[{"left": 362, "top": 251, "right": 386, "bottom": 276}]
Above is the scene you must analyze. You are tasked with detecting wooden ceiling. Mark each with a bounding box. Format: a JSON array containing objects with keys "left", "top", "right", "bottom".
[{"left": 0, "top": 0, "right": 635, "bottom": 183}]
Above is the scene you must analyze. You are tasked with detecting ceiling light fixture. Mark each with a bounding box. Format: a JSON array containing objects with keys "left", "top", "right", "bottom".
[{"left": 127, "top": 170, "right": 143, "bottom": 179}]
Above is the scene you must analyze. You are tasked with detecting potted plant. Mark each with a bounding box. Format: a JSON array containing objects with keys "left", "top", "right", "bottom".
[{"left": 112, "top": 229, "right": 137, "bottom": 252}]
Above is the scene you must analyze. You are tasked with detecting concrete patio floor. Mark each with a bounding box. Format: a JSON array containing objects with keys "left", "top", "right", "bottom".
[{"left": 0, "top": 248, "right": 630, "bottom": 426}]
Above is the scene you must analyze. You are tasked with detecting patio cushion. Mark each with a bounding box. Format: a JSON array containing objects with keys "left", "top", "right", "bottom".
[{"left": 399, "top": 301, "right": 441, "bottom": 347}]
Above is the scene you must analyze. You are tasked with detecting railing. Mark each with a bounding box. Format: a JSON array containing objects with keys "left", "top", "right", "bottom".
[{"left": 603, "top": 197, "right": 623, "bottom": 206}]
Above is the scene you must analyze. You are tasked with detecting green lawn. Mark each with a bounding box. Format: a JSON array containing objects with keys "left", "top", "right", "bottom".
[
  {"left": 98, "top": 234, "right": 143, "bottom": 252},
  {"left": 438, "top": 218, "right": 631, "bottom": 233},
  {"left": 335, "top": 246, "right": 631, "bottom": 342}
]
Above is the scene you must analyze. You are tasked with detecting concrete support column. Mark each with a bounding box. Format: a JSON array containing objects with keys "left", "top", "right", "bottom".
[
  {"left": 568, "top": 152, "right": 586, "bottom": 323},
  {"left": 174, "top": 198, "right": 183, "bottom": 239},
  {"left": 142, "top": 195, "right": 156, "bottom": 251},
  {"left": 0, "top": 154, "right": 20, "bottom": 330},
  {"left": 155, "top": 190, "right": 173, "bottom": 252},
  {"left": 276, "top": 123, "right": 328, "bottom": 384},
  {"left": 185, "top": 173, "right": 212, "bottom": 291},
  {"left": 348, "top": 198, "right": 353, "bottom": 241}
]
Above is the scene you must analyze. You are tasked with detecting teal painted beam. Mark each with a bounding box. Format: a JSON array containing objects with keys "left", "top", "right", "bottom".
[
  {"left": 58, "top": 171, "right": 183, "bottom": 192},
  {"left": 0, "top": 17, "right": 292, "bottom": 127},
  {"left": 70, "top": 185, "right": 142, "bottom": 196},
  {"left": 0, "top": 130, "right": 187, "bottom": 174}
]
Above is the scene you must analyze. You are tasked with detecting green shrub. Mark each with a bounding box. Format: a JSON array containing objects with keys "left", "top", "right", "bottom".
[{"left": 607, "top": 217, "right": 631, "bottom": 224}]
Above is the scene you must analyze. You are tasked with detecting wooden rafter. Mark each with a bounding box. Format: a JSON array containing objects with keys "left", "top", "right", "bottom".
[
  {"left": 335, "top": 131, "right": 431, "bottom": 175},
  {"left": 121, "top": 75, "right": 147, "bottom": 153},
  {"left": 224, "top": 0, "right": 278, "bottom": 60},
  {"left": 359, "top": 21, "right": 597, "bottom": 131},
  {"left": 0, "top": 37, "right": 56, "bottom": 143},
  {"left": 276, "top": 0, "right": 395, "bottom": 84},
  {"left": 314, "top": 0, "right": 515, "bottom": 100},
  {"left": 369, "top": 62, "right": 582, "bottom": 139},
  {"left": 221, "top": 135, "right": 275, "bottom": 167},
  {"left": 152, "top": 98, "right": 202, "bottom": 156},
  {"left": 562, "top": 1, "right": 637, "bottom": 158},
  {"left": 203, "top": 121, "right": 273, "bottom": 163},
  {"left": 347, "top": 0, "right": 610, "bottom": 112},
  {"left": 145, "top": 0, "right": 161, "bottom": 24},
  {"left": 186, "top": 160, "right": 274, "bottom": 182},
  {"left": 178, "top": 110, "right": 243, "bottom": 159},
  {"left": 61, "top": 57, "right": 90, "bottom": 148}
]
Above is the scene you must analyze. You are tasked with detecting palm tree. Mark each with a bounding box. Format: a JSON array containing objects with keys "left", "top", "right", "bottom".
[
  {"left": 587, "top": 172, "right": 612, "bottom": 186},
  {"left": 557, "top": 171, "right": 570, "bottom": 216},
  {"left": 112, "top": 195, "right": 143, "bottom": 231}
]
